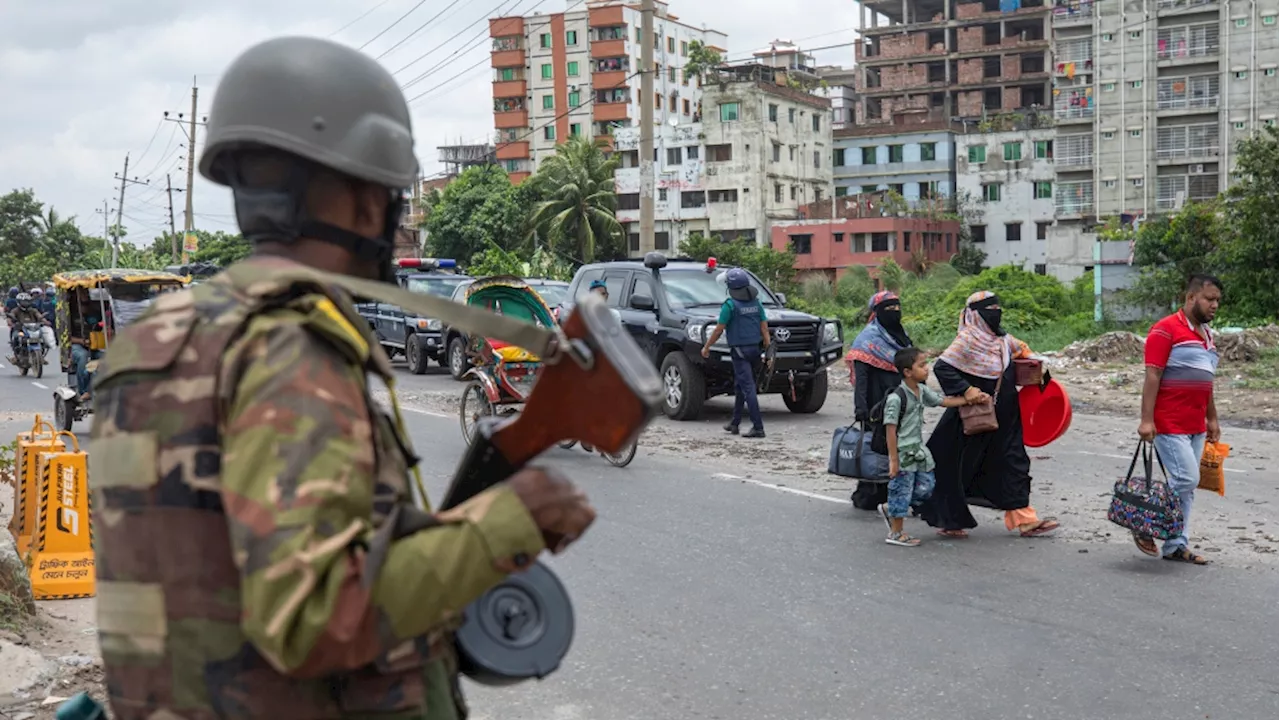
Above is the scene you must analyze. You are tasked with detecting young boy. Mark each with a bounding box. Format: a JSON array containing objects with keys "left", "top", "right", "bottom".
[{"left": 879, "top": 347, "right": 986, "bottom": 546}]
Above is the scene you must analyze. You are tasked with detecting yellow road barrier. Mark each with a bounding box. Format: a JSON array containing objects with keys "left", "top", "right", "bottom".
[
  {"left": 26, "top": 431, "right": 95, "bottom": 600},
  {"left": 10, "top": 415, "right": 66, "bottom": 557}
]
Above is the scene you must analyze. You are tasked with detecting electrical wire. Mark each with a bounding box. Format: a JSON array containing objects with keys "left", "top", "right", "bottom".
[
  {"left": 328, "top": 0, "right": 395, "bottom": 38},
  {"left": 376, "top": 0, "right": 469, "bottom": 60},
  {"left": 392, "top": 0, "right": 524, "bottom": 76},
  {"left": 359, "top": 0, "right": 432, "bottom": 51}
]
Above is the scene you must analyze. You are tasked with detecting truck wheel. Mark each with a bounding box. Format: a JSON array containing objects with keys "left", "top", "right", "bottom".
[
  {"left": 448, "top": 337, "right": 468, "bottom": 380},
  {"left": 659, "top": 353, "right": 705, "bottom": 421},
  {"left": 406, "top": 335, "right": 429, "bottom": 375},
  {"left": 783, "top": 371, "right": 828, "bottom": 414}
]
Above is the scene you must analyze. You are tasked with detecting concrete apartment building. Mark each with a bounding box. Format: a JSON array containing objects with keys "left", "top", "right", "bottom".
[
  {"left": 832, "top": 114, "right": 959, "bottom": 204},
  {"left": 852, "top": 0, "right": 1054, "bottom": 122},
  {"left": 610, "top": 64, "right": 833, "bottom": 251},
  {"left": 488, "top": 0, "right": 726, "bottom": 182},
  {"left": 1048, "top": 0, "right": 1280, "bottom": 279},
  {"left": 771, "top": 212, "right": 962, "bottom": 280},
  {"left": 953, "top": 114, "right": 1057, "bottom": 274}
]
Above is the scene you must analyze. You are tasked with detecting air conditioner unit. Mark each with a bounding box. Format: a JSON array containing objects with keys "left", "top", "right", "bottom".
[{"left": 1190, "top": 163, "right": 1207, "bottom": 174}]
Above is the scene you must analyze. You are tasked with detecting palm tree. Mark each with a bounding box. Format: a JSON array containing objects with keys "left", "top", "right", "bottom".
[{"left": 527, "top": 136, "right": 622, "bottom": 262}]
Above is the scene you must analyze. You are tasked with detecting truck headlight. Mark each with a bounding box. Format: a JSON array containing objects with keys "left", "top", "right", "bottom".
[
  {"left": 686, "top": 324, "right": 704, "bottom": 343},
  {"left": 823, "top": 321, "right": 840, "bottom": 345},
  {"left": 418, "top": 318, "right": 442, "bottom": 331}
]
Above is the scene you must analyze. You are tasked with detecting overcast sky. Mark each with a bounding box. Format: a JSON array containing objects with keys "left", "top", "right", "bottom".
[{"left": 0, "top": 0, "right": 859, "bottom": 244}]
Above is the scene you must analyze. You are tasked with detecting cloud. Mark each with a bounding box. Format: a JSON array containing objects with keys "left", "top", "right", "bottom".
[{"left": 0, "top": 0, "right": 860, "bottom": 245}]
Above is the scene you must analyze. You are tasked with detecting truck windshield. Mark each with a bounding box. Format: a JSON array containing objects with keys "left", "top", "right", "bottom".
[
  {"left": 659, "top": 268, "right": 778, "bottom": 309},
  {"left": 407, "top": 276, "right": 468, "bottom": 298},
  {"left": 534, "top": 285, "right": 568, "bottom": 307}
]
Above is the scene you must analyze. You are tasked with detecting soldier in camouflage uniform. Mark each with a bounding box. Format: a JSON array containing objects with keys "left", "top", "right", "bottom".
[{"left": 89, "top": 37, "right": 596, "bottom": 720}]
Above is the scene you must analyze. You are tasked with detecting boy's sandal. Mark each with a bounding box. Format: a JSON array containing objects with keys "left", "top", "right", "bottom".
[
  {"left": 1132, "top": 534, "right": 1159, "bottom": 557},
  {"left": 936, "top": 529, "right": 969, "bottom": 539},
  {"left": 1163, "top": 548, "right": 1209, "bottom": 565},
  {"left": 1019, "top": 519, "right": 1060, "bottom": 537},
  {"left": 886, "top": 531, "right": 921, "bottom": 547}
]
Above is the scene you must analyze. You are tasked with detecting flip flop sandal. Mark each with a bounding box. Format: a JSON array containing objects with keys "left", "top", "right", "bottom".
[
  {"left": 1132, "top": 534, "right": 1159, "bottom": 557},
  {"left": 936, "top": 529, "right": 969, "bottom": 539},
  {"left": 877, "top": 504, "right": 893, "bottom": 532},
  {"left": 1163, "top": 548, "right": 1209, "bottom": 565},
  {"left": 1020, "top": 519, "right": 1061, "bottom": 537},
  {"left": 886, "top": 531, "right": 921, "bottom": 547}
]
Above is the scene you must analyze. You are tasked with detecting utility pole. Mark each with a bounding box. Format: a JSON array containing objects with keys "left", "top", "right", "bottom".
[
  {"left": 164, "top": 79, "right": 206, "bottom": 264},
  {"left": 112, "top": 155, "right": 151, "bottom": 269},
  {"left": 638, "top": 0, "right": 655, "bottom": 254},
  {"left": 94, "top": 200, "right": 110, "bottom": 242},
  {"left": 166, "top": 174, "right": 180, "bottom": 262}
]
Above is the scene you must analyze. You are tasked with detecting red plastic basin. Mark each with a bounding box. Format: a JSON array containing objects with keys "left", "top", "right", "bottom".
[{"left": 1019, "top": 379, "right": 1073, "bottom": 448}]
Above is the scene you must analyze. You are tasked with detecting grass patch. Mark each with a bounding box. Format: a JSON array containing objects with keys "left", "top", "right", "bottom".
[{"left": 1239, "top": 347, "right": 1280, "bottom": 389}]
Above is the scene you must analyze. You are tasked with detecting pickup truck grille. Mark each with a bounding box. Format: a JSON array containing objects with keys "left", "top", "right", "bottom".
[{"left": 770, "top": 323, "right": 817, "bottom": 352}]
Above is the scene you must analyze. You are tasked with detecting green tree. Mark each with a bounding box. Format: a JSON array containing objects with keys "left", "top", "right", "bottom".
[
  {"left": 425, "top": 165, "right": 536, "bottom": 262},
  {"left": 677, "top": 233, "right": 797, "bottom": 294},
  {"left": 684, "top": 41, "right": 722, "bottom": 83},
  {"left": 527, "top": 136, "right": 623, "bottom": 262},
  {"left": 0, "top": 189, "right": 44, "bottom": 258},
  {"left": 1212, "top": 126, "right": 1278, "bottom": 321},
  {"left": 1122, "top": 203, "right": 1217, "bottom": 312},
  {"left": 188, "top": 230, "right": 252, "bottom": 267}
]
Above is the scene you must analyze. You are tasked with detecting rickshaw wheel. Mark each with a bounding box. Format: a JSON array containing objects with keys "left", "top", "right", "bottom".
[
  {"left": 54, "top": 396, "right": 74, "bottom": 432},
  {"left": 603, "top": 439, "right": 638, "bottom": 468},
  {"left": 459, "top": 381, "right": 493, "bottom": 445}
]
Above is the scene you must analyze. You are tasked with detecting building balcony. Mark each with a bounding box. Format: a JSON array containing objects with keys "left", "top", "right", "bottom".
[
  {"left": 1054, "top": 106, "right": 1094, "bottom": 122},
  {"left": 491, "top": 48, "right": 525, "bottom": 69},
  {"left": 1156, "top": 95, "right": 1219, "bottom": 112},
  {"left": 492, "top": 79, "right": 527, "bottom": 98},
  {"left": 509, "top": 171, "right": 532, "bottom": 184},
  {"left": 1156, "top": 0, "right": 1218, "bottom": 14},
  {"left": 1052, "top": 0, "right": 1095, "bottom": 25},
  {"left": 595, "top": 135, "right": 615, "bottom": 150},
  {"left": 835, "top": 160, "right": 952, "bottom": 177},
  {"left": 588, "top": 4, "right": 624, "bottom": 27},
  {"left": 1056, "top": 154, "right": 1094, "bottom": 169},
  {"left": 593, "top": 102, "right": 630, "bottom": 122},
  {"left": 495, "top": 141, "right": 530, "bottom": 161},
  {"left": 591, "top": 39, "right": 628, "bottom": 59},
  {"left": 1156, "top": 45, "right": 1219, "bottom": 65},
  {"left": 593, "top": 69, "right": 629, "bottom": 89},
  {"left": 494, "top": 109, "right": 529, "bottom": 129},
  {"left": 489, "top": 17, "right": 524, "bottom": 38}
]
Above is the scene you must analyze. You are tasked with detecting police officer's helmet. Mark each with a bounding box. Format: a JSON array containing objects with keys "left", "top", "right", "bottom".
[
  {"left": 724, "top": 268, "right": 751, "bottom": 290},
  {"left": 198, "top": 36, "right": 417, "bottom": 268},
  {"left": 30, "top": 288, "right": 42, "bottom": 296},
  {"left": 16, "top": 293, "right": 31, "bottom": 307},
  {"left": 7, "top": 287, "right": 16, "bottom": 297}
]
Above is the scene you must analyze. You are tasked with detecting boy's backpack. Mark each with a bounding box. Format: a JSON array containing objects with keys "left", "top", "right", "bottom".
[{"left": 867, "top": 386, "right": 909, "bottom": 456}]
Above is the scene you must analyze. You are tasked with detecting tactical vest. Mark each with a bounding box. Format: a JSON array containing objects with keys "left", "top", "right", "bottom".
[
  {"left": 89, "top": 258, "right": 461, "bottom": 720},
  {"left": 724, "top": 297, "right": 763, "bottom": 348}
]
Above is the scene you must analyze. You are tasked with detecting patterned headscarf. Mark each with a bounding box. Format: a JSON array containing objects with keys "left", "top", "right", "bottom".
[
  {"left": 937, "top": 291, "right": 1031, "bottom": 379},
  {"left": 845, "top": 290, "right": 911, "bottom": 376}
]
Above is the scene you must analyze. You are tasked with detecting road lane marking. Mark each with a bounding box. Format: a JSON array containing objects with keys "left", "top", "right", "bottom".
[
  {"left": 712, "top": 472, "right": 846, "bottom": 504},
  {"left": 400, "top": 406, "right": 449, "bottom": 419},
  {"left": 31, "top": 382, "right": 49, "bottom": 390},
  {"left": 1076, "top": 449, "right": 1247, "bottom": 474}
]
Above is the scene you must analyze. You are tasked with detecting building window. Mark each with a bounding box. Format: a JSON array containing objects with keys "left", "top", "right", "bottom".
[
  {"left": 1102, "top": 32, "right": 1113, "bottom": 41},
  {"left": 709, "top": 189, "right": 738, "bottom": 202},
  {"left": 1036, "top": 222, "right": 1051, "bottom": 240},
  {"left": 833, "top": 148, "right": 846, "bottom": 166},
  {"left": 1235, "top": 70, "right": 1248, "bottom": 79},
  {"left": 668, "top": 67, "right": 676, "bottom": 82},
  {"left": 568, "top": 90, "right": 581, "bottom": 107},
  {"left": 1102, "top": 131, "right": 1115, "bottom": 140},
  {"left": 1003, "top": 142, "right": 1022, "bottom": 161},
  {"left": 1132, "top": 177, "right": 1145, "bottom": 187},
  {"left": 772, "top": 143, "right": 781, "bottom": 162},
  {"left": 567, "top": 61, "right": 579, "bottom": 77},
  {"left": 1234, "top": 121, "right": 1248, "bottom": 129},
  {"left": 544, "top": 126, "right": 555, "bottom": 140},
  {"left": 503, "top": 160, "right": 520, "bottom": 172},
  {"left": 570, "top": 123, "right": 581, "bottom": 137},
  {"left": 666, "top": 147, "right": 682, "bottom": 165},
  {"left": 707, "top": 144, "right": 732, "bottom": 162},
  {"left": 540, "top": 33, "right": 552, "bottom": 48},
  {"left": 566, "top": 30, "right": 578, "bottom": 45},
  {"left": 1034, "top": 181, "right": 1053, "bottom": 199},
  {"left": 1266, "top": 68, "right": 1278, "bottom": 76},
  {"left": 835, "top": 185, "right": 848, "bottom": 197},
  {"left": 890, "top": 183, "right": 905, "bottom": 196},
  {"left": 814, "top": 151, "right": 821, "bottom": 169},
  {"left": 1005, "top": 223, "right": 1022, "bottom": 242},
  {"left": 499, "top": 68, "right": 516, "bottom": 81},
  {"left": 920, "top": 142, "right": 936, "bottom": 161},
  {"left": 769, "top": 104, "right": 778, "bottom": 121},
  {"left": 945, "top": 233, "right": 952, "bottom": 252},
  {"left": 1236, "top": 18, "right": 1249, "bottom": 27},
  {"left": 1034, "top": 264, "right": 1047, "bottom": 275},
  {"left": 719, "top": 102, "right": 740, "bottom": 122},
  {"left": 683, "top": 98, "right": 691, "bottom": 115},
  {"left": 1103, "top": 82, "right": 1116, "bottom": 91},
  {"left": 970, "top": 225, "right": 987, "bottom": 243},
  {"left": 1104, "top": 179, "right": 1117, "bottom": 188},
  {"left": 888, "top": 144, "right": 904, "bottom": 162},
  {"left": 655, "top": 93, "right": 662, "bottom": 110},
  {"left": 1265, "top": 15, "right": 1277, "bottom": 25},
  {"left": 968, "top": 145, "right": 987, "bottom": 163},
  {"left": 789, "top": 234, "right": 813, "bottom": 254},
  {"left": 542, "top": 95, "right": 554, "bottom": 110},
  {"left": 1035, "top": 140, "right": 1053, "bottom": 159},
  {"left": 680, "top": 40, "right": 688, "bottom": 56},
  {"left": 1131, "top": 80, "right": 1142, "bottom": 89},
  {"left": 983, "top": 183, "right": 1002, "bottom": 202},
  {"left": 682, "top": 69, "right": 690, "bottom": 85},
  {"left": 617, "top": 193, "right": 640, "bottom": 210},
  {"left": 789, "top": 146, "right": 796, "bottom": 161},
  {"left": 657, "top": 188, "right": 667, "bottom": 201},
  {"left": 789, "top": 107, "right": 796, "bottom": 123},
  {"left": 655, "top": 232, "right": 670, "bottom": 250},
  {"left": 790, "top": 185, "right": 797, "bottom": 201},
  {"left": 833, "top": 232, "right": 844, "bottom": 243},
  {"left": 1130, "top": 129, "right": 1142, "bottom": 138},
  {"left": 686, "top": 146, "right": 699, "bottom": 159},
  {"left": 541, "top": 63, "right": 553, "bottom": 79},
  {"left": 1129, "top": 30, "right": 1141, "bottom": 39},
  {"left": 774, "top": 184, "right": 783, "bottom": 202},
  {"left": 903, "top": 231, "right": 912, "bottom": 251},
  {"left": 871, "top": 233, "right": 890, "bottom": 252},
  {"left": 635, "top": 27, "right": 642, "bottom": 43},
  {"left": 668, "top": 37, "right": 676, "bottom": 53},
  {"left": 812, "top": 114, "right": 821, "bottom": 132},
  {"left": 862, "top": 147, "right": 877, "bottom": 164}
]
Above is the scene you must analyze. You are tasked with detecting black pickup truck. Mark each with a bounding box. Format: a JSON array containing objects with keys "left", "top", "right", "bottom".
[
  {"left": 559, "top": 253, "right": 844, "bottom": 420},
  {"left": 356, "top": 258, "right": 471, "bottom": 374}
]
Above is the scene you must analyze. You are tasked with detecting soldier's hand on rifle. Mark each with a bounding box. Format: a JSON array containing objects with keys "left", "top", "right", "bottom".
[{"left": 507, "top": 467, "right": 596, "bottom": 554}]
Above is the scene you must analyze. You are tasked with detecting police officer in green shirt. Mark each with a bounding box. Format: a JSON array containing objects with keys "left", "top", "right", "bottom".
[{"left": 700, "top": 268, "right": 770, "bottom": 438}]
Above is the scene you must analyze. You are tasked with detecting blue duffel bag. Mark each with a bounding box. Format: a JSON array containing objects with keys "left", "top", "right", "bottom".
[{"left": 827, "top": 424, "right": 890, "bottom": 482}]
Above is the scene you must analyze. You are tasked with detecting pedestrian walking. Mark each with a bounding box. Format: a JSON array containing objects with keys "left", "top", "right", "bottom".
[
  {"left": 1133, "top": 274, "right": 1222, "bottom": 564},
  {"left": 846, "top": 290, "right": 913, "bottom": 511},
  {"left": 701, "top": 268, "right": 770, "bottom": 438},
  {"left": 878, "top": 347, "right": 976, "bottom": 546},
  {"left": 919, "top": 291, "right": 1061, "bottom": 538}
]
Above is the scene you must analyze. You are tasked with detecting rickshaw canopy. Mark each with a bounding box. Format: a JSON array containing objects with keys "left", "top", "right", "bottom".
[
  {"left": 463, "top": 275, "right": 556, "bottom": 328},
  {"left": 50, "top": 268, "right": 191, "bottom": 290}
]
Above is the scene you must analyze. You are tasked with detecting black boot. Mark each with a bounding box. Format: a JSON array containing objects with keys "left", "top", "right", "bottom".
[
  {"left": 723, "top": 423, "right": 740, "bottom": 435},
  {"left": 743, "top": 427, "right": 766, "bottom": 439}
]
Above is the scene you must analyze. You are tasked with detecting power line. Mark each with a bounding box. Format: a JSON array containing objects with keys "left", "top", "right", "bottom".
[
  {"left": 376, "top": 0, "right": 469, "bottom": 60},
  {"left": 359, "top": 0, "right": 431, "bottom": 51},
  {"left": 392, "top": 0, "right": 524, "bottom": 76},
  {"left": 328, "top": 0, "right": 395, "bottom": 38},
  {"left": 131, "top": 118, "right": 166, "bottom": 169}
]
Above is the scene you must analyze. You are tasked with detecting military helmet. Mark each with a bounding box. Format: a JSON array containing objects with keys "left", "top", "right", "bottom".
[
  {"left": 16, "top": 292, "right": 31, "bottom": 306},
  {"left": 199, "top": 36, "right": 418, "bottom": 190}
]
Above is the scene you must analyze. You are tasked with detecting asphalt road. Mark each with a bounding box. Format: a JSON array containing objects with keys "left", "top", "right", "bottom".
[{"left": 1, "top": 355, "right": 1277, "bottom": 719}]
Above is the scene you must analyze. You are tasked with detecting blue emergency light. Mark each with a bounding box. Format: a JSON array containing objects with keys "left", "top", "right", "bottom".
[{"left": 396, "top": 258, "right": 457, "bottom": 270}]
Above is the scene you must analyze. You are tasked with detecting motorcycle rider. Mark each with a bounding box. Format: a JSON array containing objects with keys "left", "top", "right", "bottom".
[
  {"left": 28, "top": 288, "right": 57, "bottom": 356},
  {"left": 7, "top": 293, "right": 48, "bottom": 365},
  {"left": 4, "top": 287, "right": 18, "bottom": 314}
]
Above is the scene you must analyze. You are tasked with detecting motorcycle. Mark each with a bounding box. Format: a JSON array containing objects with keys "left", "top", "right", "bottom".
[{"left": 13, "top": 322, "right": 46, "bottom": 378}]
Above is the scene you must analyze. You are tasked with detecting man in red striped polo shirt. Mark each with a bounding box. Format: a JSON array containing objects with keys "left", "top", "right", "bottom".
[{"left": 1135, "top": 275, "right": 1223, "bottom": 565}]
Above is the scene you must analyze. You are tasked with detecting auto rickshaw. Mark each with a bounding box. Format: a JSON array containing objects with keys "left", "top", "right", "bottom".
[
  {"left": 49, "top": 268, "right": 190, "bottom": 431},
  {"left": 457, "top": 276, "right": 557, "bottom": 444}
]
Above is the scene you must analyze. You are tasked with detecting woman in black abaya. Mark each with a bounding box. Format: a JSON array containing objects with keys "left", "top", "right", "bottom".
[
  {"left": 919, "top": 291, "right": 1060, "bottom": 538},
  {"left": 845, "top": 291, "right": 912, "bottom": 511}
]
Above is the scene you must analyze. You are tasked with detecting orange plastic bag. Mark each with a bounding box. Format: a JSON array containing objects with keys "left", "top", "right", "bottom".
[{"left": 1198, "top": 441, "right": 1230, "bottom": 496}]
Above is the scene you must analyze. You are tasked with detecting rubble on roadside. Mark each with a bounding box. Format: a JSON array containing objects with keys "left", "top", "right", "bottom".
[
  {"left": 1213, "top": 325, "right": 1279, "bottom": 363},
  {"left": 1058, "top": 332, "right": 1146, "bottom": 363}
]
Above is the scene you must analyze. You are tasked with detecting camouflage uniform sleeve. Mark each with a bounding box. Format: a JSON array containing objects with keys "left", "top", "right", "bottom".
[{"left": 221, "top": 312, "right": 546, "bottom": 679}]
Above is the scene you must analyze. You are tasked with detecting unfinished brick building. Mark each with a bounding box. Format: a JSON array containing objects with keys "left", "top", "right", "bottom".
[{"left": 853, "top": 0, "right": 1052, "bottom": 123}]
